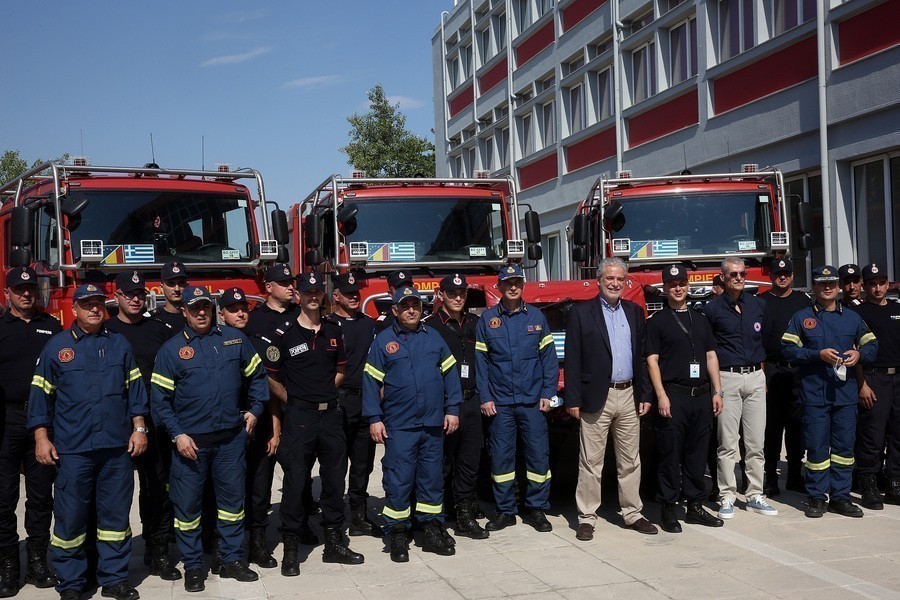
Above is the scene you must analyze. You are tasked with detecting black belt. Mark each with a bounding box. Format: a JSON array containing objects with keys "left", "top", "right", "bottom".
[
  {"left": 866, "top": 366, "right": 899, "bottom": 375},
  {"left": 340, "top": 387, "right": 363, "bottom": 396},
  {"left": 609, "top": 380, "right": 632, "bottom": 390},
  {"left": 723, "top": 365, "right": 761, "bottom": 374},
  {"left": 463, "top": 389, "right": 478, "bottom": 400},
  {"left": 288, "top": 399, "right": 338, "bottom": 411},
  {"left": 664, "top": 383, "right": 710, "bottom": 397},
  {"left": 4, "top": 402, "right": 27, "bottom": 410}
]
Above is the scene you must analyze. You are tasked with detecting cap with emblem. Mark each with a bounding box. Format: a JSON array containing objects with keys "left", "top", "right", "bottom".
[
  {"left": 333, "top": 271, "right": 361, "bottom": 294},
  {"left": 812, "top": 265, "right": 840, "bottom": 283},
  {"left": 392, "top": 286, "right": 422, "bottom": 304},
  {"left": 387, "top": 270, "right": 413, "bottom": 290},
  {"left": 161, "top": 261, "right": 188, "bottom": 282},
  {"left": 5, "top": 266, "right": 38, "bottom": 288},
  {"left": 264, "top": 263, "right": 294, "bottom": 283},
  {"left": 771, "top": 257, "right": 793, "bottom": 273},
  {"left": 662, "top": 264, "right": 688, "bottom": 283},
  {"left": 862, "top": 262, "right": 886, "bottom": 282},
  {"left": 296, "top": 271, "right": 326, "bottom": 293},
  {"left": 73, "top": 283, "right": 107, "bottom": 302},
  {"left": 183, "top": 286, "right": 212, "bottom": 306},
  {"left": 838, "top": 263, "right": 861, "bottom": 281},
  {"left": 115, "top": 270, "right": 146, "bottom": 293},
  {"left": 218, "top": 287, "right": 248, "bottom": 308},
  {"left": 498, "top": 264, "right": 525, "bottom": 283},
  {"left": 439, "top": 273, "right": 468, "bottom": 292}
]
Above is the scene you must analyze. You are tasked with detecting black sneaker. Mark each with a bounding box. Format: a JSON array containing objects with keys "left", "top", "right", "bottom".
[
  {"left": 805, "top": 497, "right": 827, "bottom": 518},
  {"left": 485, "top": 513, "right": 516, "bottom": 531},
  {"left": 520, "top": 509, "right": 552, "bottom": 533},
  {"left": 828, "top": 498, "right": 863, "bottom": 518}
]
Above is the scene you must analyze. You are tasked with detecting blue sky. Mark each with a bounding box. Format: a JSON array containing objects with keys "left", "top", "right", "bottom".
[{"left": 1, "top": 1, "right": 449, "bottom": 208}]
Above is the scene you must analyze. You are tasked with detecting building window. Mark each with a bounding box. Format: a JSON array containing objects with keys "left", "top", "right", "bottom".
[
  {"left": 537, "top": 0, "right": 554, "bottom": 18},
  {"left": 719, "top": 0, "right": 755, "bottom": 60},
  {"left": 595, "top": 67, "right": 613, "bottom": 121},
  {"left": 514, "top": 0, "right": 532, "bottom": 34},
  {"left": 542, "top": 233, "right": 562, "bottom": 280},
  {"left": 632, "top": 42, "right": 657, "bottom": 103},
  {"left": 448, "top": 56, "right": 460, "bottom": 89},
  {"left": 497, "top": 127, "right": 510, "bottom": 166},
  {"left": 493, "top": 13, "right": 507, "bottom": 51},
  {"left": 666, "top": 0, "right": 687, "bottom": 11},
  {"left": 479, "top": 27, "right": 492, "bottom": 62},
  {"left": 453, "top": 154, "right": 463, "bottom": 177},
  {"left": 540, "top": 101, "right": 556, "bottom": 148},
  {"left": 519, "top": 113, "right": 534, "bottom": 156},
  {"left": 465, "top": 147, "right": 477, "bottom": 176},
  {"left": 564, "top": 55, "right": 585, "bottom": 76},
  {"left": 854, "top": 156, "right": 900, "bottom": 279},
  {"left": 566, "top": 82, "right": 586, "bottom": 134},
  {"left": 773, "top": 0, "right": 815, "bottom": 35},
  {"left": 481, "top": 136, "right": 494, "bottom": 171},
  {"left": 670, "top": 18, "right": 698, "bottom": 84},
  {"left": 629, "top": 11, "right": 655, "bottom": 35},
  {"left": 461, "top": 45, "right": 472, "bottom": 79}
]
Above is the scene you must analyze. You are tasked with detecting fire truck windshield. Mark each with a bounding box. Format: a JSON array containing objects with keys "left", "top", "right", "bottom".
[
  {"left": 62, "top": 189, "right": 254, "bottom": 266},
  {"left": 612, "top": 191, "right": 772, "bottom": 261},
  {"left": 345, "top": 197, "right": 505, "bottom": 264}
]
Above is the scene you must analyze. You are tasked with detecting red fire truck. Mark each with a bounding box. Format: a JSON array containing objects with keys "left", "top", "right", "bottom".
[{"left": 0, "top": 159, "right": 290, "bottom": 325}]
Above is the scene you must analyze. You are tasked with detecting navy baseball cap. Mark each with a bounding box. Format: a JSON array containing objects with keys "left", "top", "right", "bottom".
[
  {"left": 333, "top": 271, "right": 361, "bottom": 294},
  {"left": 218, "top": 287, "right": 248, "bottom": 308},
  {"left": 73, "top": 283, "right": 107, "bottom": 302},
  {"left": 440, "top": 273, "right": 468, "bottom": 291},
  {"left": 161, "top": 261, "right": 188, "bottom": 281},
  {"left": 387, "top": 270, "right": 413, "bottom": 289},
  {"left": 392, "top": 286, "right": 422, "bottom": 304},
  {"left": 662, "top": 264, "right": 688, "bottom": 283},
  {"left": 115, "top": 270, "right": 146, "bottom": 293},
  {"left": 838, "top": 263, "right": 861, "bottom": 281},
  {"left": 812, "top": 265, "right": 840, "bottom": 283},
  {"left": 771, "top": 257, "right": 793, "bottom": 273},
  {"left": 862, "top": 262, "right": 887, "bottom": 282},
  {"left": 5, "top": 266, "right": 38, "bottom": 288},
  {"left": 498, "top": 264, "right": 525, "bottom": 282},
  {"left": 183, "top": 286, "right": 212, "bottom": 306},
  {"left": 296, "top": 271, "right": 326, "bottom": 293},
  {"left": 264, "top": 263, "right": 294, "bottom": 283}
]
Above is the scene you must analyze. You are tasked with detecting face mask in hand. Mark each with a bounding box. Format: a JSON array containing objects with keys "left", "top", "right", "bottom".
[{"left": 833, "top": 359, "right": 847, "bottom": 382}]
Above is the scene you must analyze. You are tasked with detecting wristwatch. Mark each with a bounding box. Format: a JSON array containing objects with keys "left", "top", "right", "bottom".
[
  {"left": 713, "top": 390, "right": 725, "bottom": 398},
  {"left": 134, "top": 427, "right": 149, "bottom": 434}
]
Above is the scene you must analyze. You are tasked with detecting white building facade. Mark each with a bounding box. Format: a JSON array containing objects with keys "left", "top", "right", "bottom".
[{"left": 432, "top": 0, "right": 900, "bottom": 287}]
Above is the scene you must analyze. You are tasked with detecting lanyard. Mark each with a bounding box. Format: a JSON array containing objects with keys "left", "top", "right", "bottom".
[{"left": 669, "top": 307, "right": 698, "bottom": 363}]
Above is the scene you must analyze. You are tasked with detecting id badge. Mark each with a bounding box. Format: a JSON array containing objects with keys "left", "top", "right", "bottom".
[
  {"left": 689, "top": 362, "right": 700, "bottom": 378},
  {"left": 460, "top": 364, "right": 470, "bottom": 379}
]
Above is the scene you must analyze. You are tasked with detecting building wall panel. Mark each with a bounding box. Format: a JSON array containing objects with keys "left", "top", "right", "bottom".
[
  {"left": 449, "top": 84, "right": 474, "bottom": 117},
  {"left": 565, "top": 127, "right": 616, "bottom": 171},
  {"left": 562, "top": 0, "right": 608, "bottom": 32},
  {"left": 516, "top": 21, "right": 555, "bottom": 66},
  {"left": 838, "top": 0, "right": 900, "bottom": 64},
  {"left": 479, "top": 57, "right": 508, "bottom": 94},
  {"left": 628, "top": 89, "right": 699, "bottom": 147},
  {"left": 518, "top": 153, "right": 559, "bottom": 189}
]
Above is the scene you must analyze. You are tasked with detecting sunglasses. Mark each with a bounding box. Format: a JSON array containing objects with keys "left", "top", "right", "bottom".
[{"left": 726, "top": 271, "right": 748, "bottom": 279}]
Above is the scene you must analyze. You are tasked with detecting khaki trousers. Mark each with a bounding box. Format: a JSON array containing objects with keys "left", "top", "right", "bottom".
[{"left": 717, "top": 369, "right": 767, "bottom": 502}]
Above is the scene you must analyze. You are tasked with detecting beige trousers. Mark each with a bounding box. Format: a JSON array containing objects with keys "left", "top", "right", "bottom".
[{"left": 717, "top": 369, "right": 767, "bottom": 502}]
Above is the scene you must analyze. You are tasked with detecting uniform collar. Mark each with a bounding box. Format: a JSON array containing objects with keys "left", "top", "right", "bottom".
[
  {"left": 182, "top": 325, "right": 222, "bottom": 341},
  {"left": 392, "top": 321, "right": 427, "bottom": 335},
  {"left": 498, "top": 300, "right": 526, "bottom": 315},
  {"left": 438, "top": 307, "right": 467, "bottom": 325},
  {"left": 70, "top": 323, "right": 108, "bottom": 340},
  {"left": 723, "top": 291, "right": 746, "bottom": 308},
  {"left": 813, "top": 302, "right": 842, "bottom": 315},
  {"left": 2, "top": 309, "right": 50, "bottom": 324}
]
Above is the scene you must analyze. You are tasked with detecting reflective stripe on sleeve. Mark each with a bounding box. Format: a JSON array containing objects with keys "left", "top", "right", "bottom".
[
  {"left": 781, "top": 332, "right": 802, "bottom": 346},
  {"left": 31, "top": 375, "right": 56, "bottom": 394},
  {"left": 364, "top": 363, "right": 385, "bottom": 382},
  {"left": 243, "top": 354, "right": 262, "bottom": 377},
  {"left": 440, "top": 355, "right": 457, "bottom": 373},
  {"left": 539, "top": 334, "right": 554, "bottom": 350},
  {"left": 475, "top": 341, "right": 488, "bottom": 352},
  {"left": 859, "top": 332, "right": 876, "bottom": 347},
  {"left": 151, "top": 373, "right": 175, "bottom": 391}
]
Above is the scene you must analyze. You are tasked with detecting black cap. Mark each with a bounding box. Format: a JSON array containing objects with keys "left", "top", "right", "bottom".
[
  {"left": 862, "top": 262, "right": 887, "bottom": 282},
  {"left": 439, "top": 273, "right": 468, "bottom": 291},
  {"left": 296, "top": 271, "right": 326, "bottom": 293},
  {"left": 812, "top": 265, "right": 840, "bottom": 283},
  {"left": 264, "top": 263, "right": 294, "bottom": 283},
  {"left": 161, "top": 261, "right": 188, "bottom": 281},
  {"left": 771, "top": 257, "right": 793, "bottom": 273},
  {"left": 662, "top": 264, "right": 688, "bottom": 283},
  {"left": 333, "top": 271, "right": 361, "bottom": 294},
  {"left": 387, "top": 270, "right": 413, "bottom": 289},
  {"left": 838, "top": 263, "right": 860, "bottom": 281},
  {"left": 115, "top": 270, "right": 146, "bottom": 293},
  {"left": 218, "top": 287, "right": 248, "bottom": 308},
  {"left": 5, "top": 266, "right": 38, "bottom": 288}
]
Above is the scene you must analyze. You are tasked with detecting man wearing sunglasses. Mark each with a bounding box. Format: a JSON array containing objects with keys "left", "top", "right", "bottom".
[
  {"left": 839, "top": 264, "right": 863, "bottom": 308},
  {"left": 704, "top": 257, "right": 775, "bottom": 519}
]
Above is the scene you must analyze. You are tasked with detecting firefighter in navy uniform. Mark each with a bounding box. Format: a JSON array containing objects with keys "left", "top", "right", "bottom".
[
  {"left": 423, "top": 274, "right": 489, "bottom": 539},
  {"left": 0, "top": 267, "right": 61, "bottom": 597},
  {"left": 374, "top": 270, "right": 414, "bottom": 333},
  {"left": 28, "top": 284, "right": 148, "bottom": 600},
  {"left": 839, "top": 264, "right": 863, "bottom": 308},
  {"left": 475, "top": 265, "right": 558, "bottom": 532},
  {"left": 324, "top": 271, "right": 380, "bottom": 537},
  {"left": 363, "top": 286, "right": 462, "bottom": 562},
  {"left": 149, "top": 261, "right": 188, "bottom": 332},
  {"left": 648, "top": 265, "right": 725, "bottom": 533},
  {"left": 267, "top": 271, "right": 363, "bottom": 576},
  {"left": 757, "top": 258, "right": 812, "bottom": 496},
  {"left": 851, "top": 263, "right": 900, "bottom": 509},
  {"left": 151, "top": 286, "right": 269, "bottom": 593},
  {"left": 782, "top": 265, "right": 878, "bottom": 518}
]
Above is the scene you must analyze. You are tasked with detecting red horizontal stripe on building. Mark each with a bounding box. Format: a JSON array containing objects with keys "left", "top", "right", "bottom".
[
  {"left": 448, "top": 84, "right": 474, "bottom": 118},
  {"left": 628, "top": 89, "right": 699, "bottom": 147},
  {"left": 713, "top": 36, "right": 816, "bottom": 114},
  {"left": 518, "top": 153, "right": 558, "bottom": 190},
  {"left": 479, "top": 57, "right": 508, "bottom": 93},
  {"left": 838, "top": 0, "right": 900, "bottom": 64},
  {"left": 516, "top": 21, "right": 555, "bottom": 66},
  {"left": 562, "top": 0, "right": 607, "bottom": 33},
  {"left": 565, "top": 127, "right": 616, "bottom": 171}
]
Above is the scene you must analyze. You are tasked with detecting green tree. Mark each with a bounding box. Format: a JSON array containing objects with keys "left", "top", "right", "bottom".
[
  {"left": 341, "top": 84, "right": 435, "bottom": 178},
  {"left": 0, "top": 150, "right": 70, "bottom": 187}
]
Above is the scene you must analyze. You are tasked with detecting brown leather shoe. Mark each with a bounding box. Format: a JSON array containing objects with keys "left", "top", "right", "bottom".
[
  {"left": 575, "top": 523, "right": 594, "bottom": 541},
  {"left": 629, "top": 517, "right": 658, "bottom": 535}
]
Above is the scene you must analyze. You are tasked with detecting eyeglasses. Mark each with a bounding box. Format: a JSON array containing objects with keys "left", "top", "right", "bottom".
[
  {"left": 117, "top": 291, "right": 147, "bottom": 299},
  {"left": 442, "top": 290, "right": 467, "bottom": 299},
  {"left": 726, "top": 271, "right": 748, "bottom": 279}
]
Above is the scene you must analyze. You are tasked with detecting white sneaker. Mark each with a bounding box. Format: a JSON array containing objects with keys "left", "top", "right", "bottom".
[
  {"left": 747, "top": 495, "right": 779, "bottom": 516},
  {"left": 718, "top": 498, "right": 734, "bottom": 519}
]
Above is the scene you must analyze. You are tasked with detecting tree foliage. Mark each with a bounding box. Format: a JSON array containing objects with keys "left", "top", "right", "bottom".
[
  {"left": 0, "top": 150, "right": 70, "bottom": 187},
  {"left": 341, "top": 84, "right": 435, "bottom": 178}
]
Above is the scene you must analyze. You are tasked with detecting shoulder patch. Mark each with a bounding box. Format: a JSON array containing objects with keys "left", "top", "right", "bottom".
[
  {"left": 223, "top": 338, "right": 242, "bottom": 346},
  {"left": 266, "top": 345, "right": 280, "bottom": 362}
]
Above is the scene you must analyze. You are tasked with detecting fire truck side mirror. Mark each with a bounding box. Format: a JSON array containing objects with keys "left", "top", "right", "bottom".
[
  {"left": 572, "top": 246, "right": 587, "bottom": 262},
  {"left": 304, "top": 214, "right": 322, "bottom": 248},
  {"left": 527, "top": 243, "right": 543, "bottom": 261},
  {"left": 10, "top": 206, "right": 32, "bottom": 247},
  {"left": 60, "top": 195, "right": 89, "bottom": 218},
  {"left": 337, "top": 203, "right": 359, "bottom": 236},
  {"left": 795, "top": 200, "right": 812, "bottom": 236},
  {"left": 8, "top": 248, "right": 31, "bottom": 268},
  {"left": 276, "top": 246, "right": 290, "bottom": 263},
  {"left": 305, "top": 249, "right": 322, "bottom": 267},
  {"left": 524, "top": 210, "right": 541, "bottom": 242},
  {"left": 572, "top": 214, "right": 589, "bottom": 246},
  {"left": 271, "top": 209, "right": 289, "bottom": 244},
  {"left": 603, "top": 200, "right": 625, "bottom": 232}
]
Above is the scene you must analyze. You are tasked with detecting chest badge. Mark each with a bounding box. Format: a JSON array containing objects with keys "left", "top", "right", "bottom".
[
  {"left": 330, "top": 338, "right": 338, "bottom": 348},
  {"left": 58, "top": 348, "right": 75, "bottom": 363},
  {"left": 266, "top": 346, "right": 280, "bottom": 362},
  {"left": 803, "top": 318, "right": 817, "bottom": 330},
  {"left": 385, "top": 341, "right": 400, "bottom": 354},
  {"left": 179, "top": 346, "right": 195, "bottom": 360},
  {"left": 489, "top": 317, "right": 501, "bottom": 329},
  {"left": 753, "top": 321, "right": 761, "bottom": 332}
]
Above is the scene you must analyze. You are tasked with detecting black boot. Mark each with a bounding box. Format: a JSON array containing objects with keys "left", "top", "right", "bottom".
[
  {"left": 248, "top": 528, "right": 277, "bottom": 569},
  {"left": 183, "top": 569, "right": 205, "bottom": 593},
  {"left": 885, "top": 478, "right": 900, "bottom": 506},
  {"left": 422, "top": 523, "right": 455, "bottom": 556},
  {"left": 0, "top": 545, "right": 19, "bottom": 598},
  {"left": 389, "top": 526, "right": 409, "bottom": 563},
  {"left": 859, "top": 473, "right": 884, "bottom": 510},
  {"left": 148, "top": 540, "right": 181, "bottom": 581},
  {"left": 348, "top": 503, "right": 380, "bottom": 538},
  {"left": 455, "top": 499, "right": 488, "bottom": 539},
  {"left": 322, "top": 528, "right": 364, "bottom": 565},
  {"left": 660, "top": 503, "right": 681, "bottom": 533},
  {"left": 24, "top": 538, "right": 56, "bottom": 589},
  {"left": 209, "top": 537, "right": 222, "bottom": 575},
  {"left": 280, "top": 533, "right": 300, "bottom": 577},
  {"left": 685, "top": 501, "right": 724, "bottom": 527},
  {"left": 219, "top": 561, "right": 258, "bottom": 582}
]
